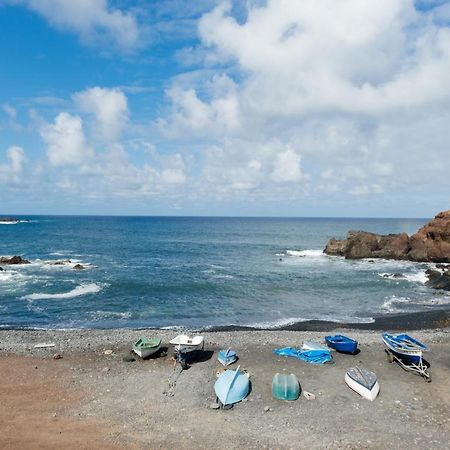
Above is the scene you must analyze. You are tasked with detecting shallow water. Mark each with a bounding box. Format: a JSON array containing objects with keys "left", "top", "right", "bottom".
[{"left": 1, "top": 216, "right": 449, "bottom": 329}]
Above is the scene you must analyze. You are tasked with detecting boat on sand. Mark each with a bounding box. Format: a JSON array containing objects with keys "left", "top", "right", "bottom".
[
  {"left": 214, "top": 365, "right": 250, "bottom": 407},
  {"left": 325, "top": 335, "right": 358, "bottom": 354},
  {"left": 218, "top": 348, "right": 237, "bottom": 366},
  {"left": 345, "top": 367, "right": 379, "bottom": 401},
  {"left": 272, "top": 373, "right": 300, "bottom": 401},
  {"left": 133, "top": 337, "right": 161, "bottom": 358}
]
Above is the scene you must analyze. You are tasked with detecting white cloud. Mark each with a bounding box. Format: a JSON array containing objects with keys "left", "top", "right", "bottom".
[
  {"left": 15, "top": 0, "right": 139, "bottom": 51},
  {"left": 153, "top": 0, "right": 450, "bottom": 204},
  {"left": 40, "top": 112, "right": 92, "bottom": 166},
  {"left": 73, "top": 87, "right": 129, "bottom": 142},
  {"left": 2, "top": 104, "right": 17, "bottom": 120},
  {"left": 0, "top": 146, "right": 26, "bottom": 182},
  {"left": 271, "top": 147, "right": 303, "bottom": 183}
]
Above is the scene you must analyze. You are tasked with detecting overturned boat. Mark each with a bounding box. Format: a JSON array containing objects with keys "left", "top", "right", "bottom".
[
  {"left": 345, "top": 367, "right": 379, "bottom": 401},
  {"left": 272, "top": 373, "right": 300, "bottom": 401},
  {"left": 217, "top": 348, "right": 237, "bottom": 366},
  {"left": 214, "top": 365, "right": 250, "bottom": 407},
  {"left": 169, "top": 334, "right": 204, "bottom": 353}
]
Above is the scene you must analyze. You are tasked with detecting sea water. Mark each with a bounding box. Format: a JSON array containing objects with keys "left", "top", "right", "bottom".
[{"left": 1, "top": 216, "right": 449, "bottom": 329}]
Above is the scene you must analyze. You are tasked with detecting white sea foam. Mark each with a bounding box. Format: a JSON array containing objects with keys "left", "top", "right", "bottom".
[
  {"left": 378, "top": 271, "right": 428, "bottom": 284},
  {"left": 23, "top": 283, "right": 103, "bottom": 301},
  {"left": 0, "top": 270, "right": 29, "bottom": 284},
  {"left": 286, "top": 249, "right": 325, "bottom": 257},
  {"left": 381, "top": 295, "right": 411, "bottom": 312}
]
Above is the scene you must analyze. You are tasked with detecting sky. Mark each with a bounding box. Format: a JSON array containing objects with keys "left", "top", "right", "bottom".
[{"left": 0, "top": 0, "right": 449, "bottom": 217}]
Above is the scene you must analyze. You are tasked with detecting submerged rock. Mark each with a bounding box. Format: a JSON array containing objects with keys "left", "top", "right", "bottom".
[
  {"left": 425, "top": 269, "right": 450, "bottom": 291},
  {"left": 324, "top": 210, "right": 450, "bottom": 263},
  {"left": 0, "top": 255, "right": 30, "bottom": 265},
  {"left": 73, "top": 264, "right": 85, "bottom": 270}
]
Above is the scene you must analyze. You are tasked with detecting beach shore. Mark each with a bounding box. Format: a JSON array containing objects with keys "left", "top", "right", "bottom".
[{"left": 1, "top": 325, "right": 449, "bottom": 449}]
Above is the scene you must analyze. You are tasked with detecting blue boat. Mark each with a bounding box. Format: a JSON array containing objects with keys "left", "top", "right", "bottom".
[
  {"left": 214, "top": 365, "right": 250, "bottom": 406},
  {"left": 382, "top": 332, "right": 428, "bottom": 364},
  {"left": 325, "top": 335, "right": 358, "bottom": 354},
  {"left": 217, "top": 348, "right": 237, "bottom": 366}
]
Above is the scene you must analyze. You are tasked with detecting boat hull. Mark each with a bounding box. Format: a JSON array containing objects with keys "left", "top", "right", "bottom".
[
  {"left": 133, "top": 338, "right": 161, "bottom": 359},
  {"left": 214, "top": 366, "right": 250, "bottom": 406},
  {"left": 345, "top": 368, "right": 379, "bottom": 401},
  {"left": 217, "top": 349, "right": 237, "bottom": 366},
  {"left": 325, "top": 335, "right": 358, "bottom": 354},
  {"left": 382, "top": 333, "right": 427, "bottom": 361},
  {"left": 272, "top": 373, "right": 300, "bottom": 401}
]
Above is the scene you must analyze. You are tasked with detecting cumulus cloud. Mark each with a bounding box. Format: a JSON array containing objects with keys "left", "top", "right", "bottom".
[
  {"left": 12, "top": 0, "right": 139, "bottom": 51},
  {"left": 40, "top": 112, "right": 92, "bottom": 166},
  {"left": 73, "top": 87, "right": 129, "bottom": 142},
  {"left": 156, "top": 0, "right": 450, "bottom": 205},
  {"left": 0, "top": 146, "right": 26, "bottom": 182}
]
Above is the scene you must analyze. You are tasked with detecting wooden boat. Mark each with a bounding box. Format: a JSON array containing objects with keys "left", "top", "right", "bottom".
[
  {"left": 133, "top": 337, "right": 161, "bottom": 358},
  {"left": 169, "top": 334, "right": 204, "bottom": 353},
  {"left": 272, "top": 373, "right": 300, "bottom": 401},
  {"left": 345, "top": 367, "right": 379, "bottom": 401},
  {"left": 214, "top": 365, "right": 250, "bottom": 406},
  {"left": 217, "top": 348, "right": 237, "bottom": 366},
  {"left": 382, "top": 332, "right": 428, "bottom": 363},
  {"left": 325, "top": 335, "right": 358, "bottom": 354}
]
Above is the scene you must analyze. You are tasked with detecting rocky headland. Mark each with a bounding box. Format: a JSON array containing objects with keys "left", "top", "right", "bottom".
[{"left": 324, "top": 210, "right": 450, "bottom": 290}]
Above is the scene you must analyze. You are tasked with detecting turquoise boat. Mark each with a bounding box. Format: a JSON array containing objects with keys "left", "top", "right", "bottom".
[
  {"left": 272, "top": 373, "right": 300, "bottom": 401},
  {"left": 214, "top": 365, "right": 250, "bottom": 406}
]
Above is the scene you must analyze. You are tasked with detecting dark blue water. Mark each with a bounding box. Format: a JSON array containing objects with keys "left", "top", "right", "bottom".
[{"left": 1, "top": 216, "right": 449, "bottom": 329}]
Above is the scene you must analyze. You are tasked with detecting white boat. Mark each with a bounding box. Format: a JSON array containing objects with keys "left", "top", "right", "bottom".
[
  {"left": 302, "top": 341, "right": 328, "bottom": 351},
  {"left": 169, "top": 334, "right": 204, "bottom": 353},
  {"left": 345, "top": 367, "right": 379, "bottom": 401}
]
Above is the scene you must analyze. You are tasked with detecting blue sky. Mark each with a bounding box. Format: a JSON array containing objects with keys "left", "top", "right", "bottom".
[{"left": 0, "top": 0, "right": 449, "bottom": 217}]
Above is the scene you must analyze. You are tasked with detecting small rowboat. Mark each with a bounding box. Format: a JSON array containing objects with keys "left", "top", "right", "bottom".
[
  {"left": 133, "top": 337, "right": 161, "bottom": 358},
  {"left": 325, "top": 335, "right": 358, "bottom": 354},
  {"left": 345, "top": 367, "right": 379, "bottom": 401},
  {"left": 272, "top": 373, "right": 300, "bottom": 401},
  {"left": 169, "top": 334, "right": 204, "bottom": 353},
  {"left": 382, "top": 333, "right": 428, "bottom": 364},
  {"left": 218, "top": 348, "right": 237, "bottom": 366},
  {"left": 214, "top": 365, "right": 250, "bottom": 406}
]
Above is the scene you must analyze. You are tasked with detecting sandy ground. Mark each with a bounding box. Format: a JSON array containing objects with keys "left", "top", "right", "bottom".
[{"left": 1, "top": 328, "right": 449, "bottom": 449}]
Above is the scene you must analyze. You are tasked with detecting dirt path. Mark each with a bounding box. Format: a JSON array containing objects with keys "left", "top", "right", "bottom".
[{"left": 0, "top": 356, "right": 130, "bottom": 450}]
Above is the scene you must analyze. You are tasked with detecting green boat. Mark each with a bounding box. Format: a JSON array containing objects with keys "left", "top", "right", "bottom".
[
  {"left": 133, "top": 337, "right": 161, "bottom": 358},
  {"left": 272, "top": 373, "right": 300, "bottom": 401}
]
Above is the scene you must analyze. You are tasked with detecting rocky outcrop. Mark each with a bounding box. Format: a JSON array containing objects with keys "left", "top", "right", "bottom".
[
  {"left": 425, "top": 269, "right": 450, "bottom": 291},
  {"left": 73, "top": 264, "right": 85, "bottom": 270},
  {"left": 0, "top": 256, "right": 30, "bottom": 264},
  {"left": 324, "top": 210, "right": 450, "bottom": 262}
]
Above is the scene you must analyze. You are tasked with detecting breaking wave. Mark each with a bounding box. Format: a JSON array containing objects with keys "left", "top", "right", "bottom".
[
  {"left": 23, "top": 283, "right": 103, "bottom": 301},
  {"left": 285, "top": 249, "right": 325, "bottom": 257}
]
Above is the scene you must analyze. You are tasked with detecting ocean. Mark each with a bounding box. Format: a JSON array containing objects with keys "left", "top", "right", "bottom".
[{"left": 1, "top": 216, "right": 449, "bottom": 330}]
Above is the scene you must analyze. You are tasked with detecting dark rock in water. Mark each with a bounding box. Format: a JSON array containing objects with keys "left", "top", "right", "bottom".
[
  {"left": 436, "top": 264, "right": 450, "bottom": 270},
  {"left": 0, "top": 255, "right": 30, "bottom": 265},
  {"left": 425, "top": 269, "right": 450, "bottom": 291},
  {"left": 392, "top": 273, "right": 404, "bottom": 279},
  {"left": 324, "top": 210, "right": 450, "bottom": 263},
  {"left": 0, "top": 267, "right": 3, "bottom": 271},
  {"left": 0, "top": 217, "right": 19, "bottom": 222},
  {"left": 52, "top": 259, "right": 71, "bottom": 265},
  {"left": 73, "top": 264, "right": 85, "bottom": 270}
]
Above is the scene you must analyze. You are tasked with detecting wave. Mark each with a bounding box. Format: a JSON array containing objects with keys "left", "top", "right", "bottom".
[
  {"left": 0, "top": 270, "right": 29, "bottom": 284},
  {"left": 378, "top": 271, "right": 428, "bottom": 284},
  {"left": 285, "top": 249, "right": 325, "bottom": 257},
  {"left": 23, "top": 283, "right": 103, "bottom": 300},
  {"left": 381, "top": 294, "right": 450, "bottom": 313}
]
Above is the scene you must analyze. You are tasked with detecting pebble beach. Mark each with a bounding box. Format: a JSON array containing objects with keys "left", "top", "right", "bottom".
[{"left": 1, "top": 326, "right": 449, "bottom": 449}]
